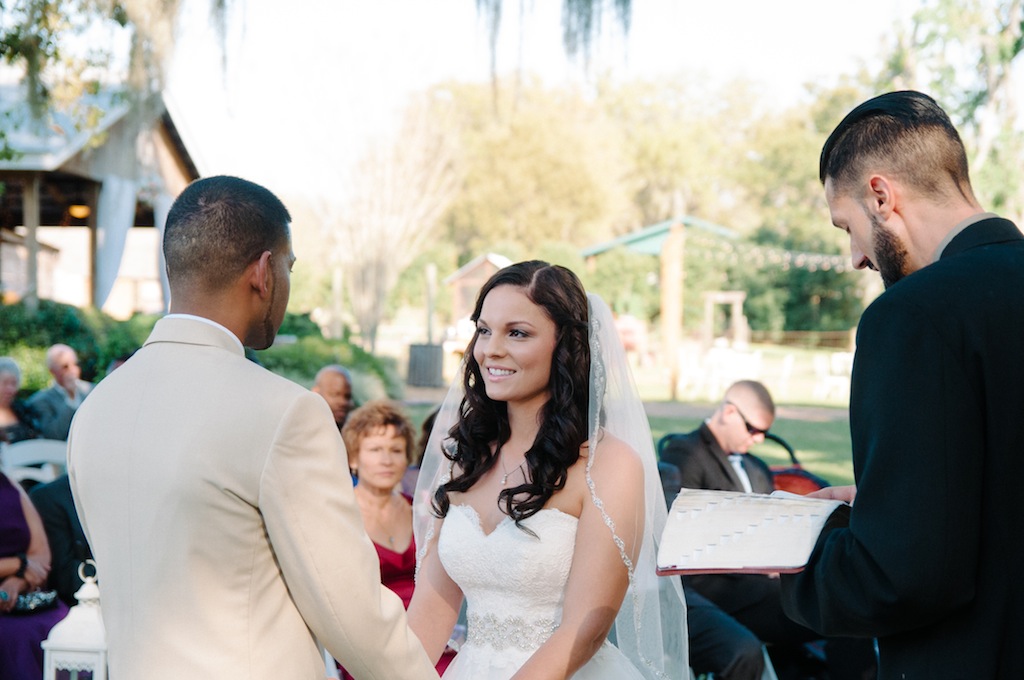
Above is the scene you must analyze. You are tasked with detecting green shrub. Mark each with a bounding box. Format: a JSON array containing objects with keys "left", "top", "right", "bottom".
[
  {"left": 3, "top": 344, "right": 50, "bottom": 394},
  {"left": 0, "top": 300, "right": 104, "bottom": 380},
  {"left": 255, "top": 336, "right": 401, "bottom": 400},
  {"left": 277, "top": 312, "right": 325, "bottom": 339},
  {"left": 0, "top": 302, "right": 160, "bottom": 385},
  {"left": 0, "top": 301, "right": 398, "bottom": 400}
]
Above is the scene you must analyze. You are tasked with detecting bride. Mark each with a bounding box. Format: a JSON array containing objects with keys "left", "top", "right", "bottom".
[{"left": 408, "top": 261, "right": 688, "bottom": 679}]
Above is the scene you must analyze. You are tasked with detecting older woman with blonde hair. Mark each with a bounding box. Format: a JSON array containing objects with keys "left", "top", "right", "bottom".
[{"left": 338, "top": 400, "right": 456, "bottom": 678}]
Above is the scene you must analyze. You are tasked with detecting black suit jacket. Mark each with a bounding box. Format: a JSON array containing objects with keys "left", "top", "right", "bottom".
[
  {"left": 29, "top": 474, "right": 91, "bottom": 606},
  {"left": 661, "top": 422, "right": 778, "bottom": 614},
  {"left": 781, "top": 217, "right": 1024, "bottom": 679}
]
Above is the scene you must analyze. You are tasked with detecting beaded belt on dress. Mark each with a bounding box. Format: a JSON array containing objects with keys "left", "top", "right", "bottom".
[{"left": 466, "top": 612, "right": 559, "bottom": 651}]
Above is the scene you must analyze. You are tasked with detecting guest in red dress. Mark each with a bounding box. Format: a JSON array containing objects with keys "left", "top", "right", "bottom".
[{"left": 339, "top": 401, "right": 456, "bottom": 678}]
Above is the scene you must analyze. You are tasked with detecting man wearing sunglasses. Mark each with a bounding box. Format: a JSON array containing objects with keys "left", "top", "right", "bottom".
[
  {"left": 661, "top": 380, "right": 875, "bottom": 680},
  {"left": 662, "top": 380, "right": 775, "bottom": 496}
]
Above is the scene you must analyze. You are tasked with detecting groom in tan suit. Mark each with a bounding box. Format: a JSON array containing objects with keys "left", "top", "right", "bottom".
[{"left": 68, "top": 176, "right": 436, "bottom": 679}]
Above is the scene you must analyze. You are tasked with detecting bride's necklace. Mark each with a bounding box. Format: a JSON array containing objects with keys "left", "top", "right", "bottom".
[{"left": 498, "top": 447, "right": 526, "bottom": 486}]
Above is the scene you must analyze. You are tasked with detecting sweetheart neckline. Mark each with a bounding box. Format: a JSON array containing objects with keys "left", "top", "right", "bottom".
[{"left": 449, "top": 503, "right": 578, "bottom": 538}]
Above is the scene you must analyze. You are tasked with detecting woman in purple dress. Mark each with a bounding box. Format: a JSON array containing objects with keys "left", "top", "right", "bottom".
[{"left": 0, "top": 470, "right": 68, "bottom": 679}]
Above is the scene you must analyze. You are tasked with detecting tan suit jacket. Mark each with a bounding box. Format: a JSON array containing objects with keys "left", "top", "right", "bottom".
[{"left": 68, "top": 317, "right": 436, "bottom": 679}]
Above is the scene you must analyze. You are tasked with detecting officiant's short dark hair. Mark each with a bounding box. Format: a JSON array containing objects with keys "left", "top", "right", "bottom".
[
  {"left": 164, "top": 175, "right": 291, "bottom": 289},
  {"left": 820, "top": 90, "right": 973, "bottom": 203}
]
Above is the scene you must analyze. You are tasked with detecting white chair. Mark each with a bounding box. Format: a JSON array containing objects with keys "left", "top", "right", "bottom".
[{"left": 0, "top": 438, "right": 69, "bottom": 486}]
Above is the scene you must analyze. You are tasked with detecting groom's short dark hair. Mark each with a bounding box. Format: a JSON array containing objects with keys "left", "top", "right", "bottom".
[{"left": 163, "top": 175, "right": 291, "bottom": 290}]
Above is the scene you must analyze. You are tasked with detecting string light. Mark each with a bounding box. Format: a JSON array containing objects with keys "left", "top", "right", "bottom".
[{"left": 683, "top": 231, "right": 851, "bottom": 273}]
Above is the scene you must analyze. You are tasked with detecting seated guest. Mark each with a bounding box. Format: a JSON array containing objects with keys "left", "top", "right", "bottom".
[
  {"left": 661, "top": 380, "right": 875, "bottom": 680},
  {"left": 401, "top": 404, "right": 440, "bottom": 496},
  {"left": 0, "top": 471, "right": 68, "bottom": 680},
  {"left": 312, "top": 364, "right": 356, "bottom": 432},
  {"left": 29, "top": 474, "right": 91, "bottom": 607},
  {"left": 339, "top": 400, "right": 455, "bottom": 678},
  {"left": 0, "top": 357, "right": 37, "bottom": 444},
  {"left": 26, "top": 344, "right": 94, "bottom": 441}
]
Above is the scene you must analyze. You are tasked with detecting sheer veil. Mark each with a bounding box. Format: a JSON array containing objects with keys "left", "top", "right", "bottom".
[{"left": 413, "top": 293, "right": 688, "bottom": 679}]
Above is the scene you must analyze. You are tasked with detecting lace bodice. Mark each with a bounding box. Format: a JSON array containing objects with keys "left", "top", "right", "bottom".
[{"left": 439, "top": 505, "right": 578, "bottom": 652}]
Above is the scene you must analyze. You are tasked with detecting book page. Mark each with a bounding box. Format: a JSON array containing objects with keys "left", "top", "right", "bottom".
[{"left": 657, "top": 489, "right": 845, "bottom": 575}]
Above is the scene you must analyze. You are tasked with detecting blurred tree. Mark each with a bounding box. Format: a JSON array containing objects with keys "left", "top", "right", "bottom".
[
  {"left": 440, "top": 78, "right": 629, "bottom": 261},
  {"left": 389, "top": 239, "right": 461, "bottom": 339},
  {"left": 727, "top": 85, "right": 869, "bottom": 332},
  {"left": 534, "top": 240, "right": 586, "bottom": 273},
  {"left": 0, "top": 0, "right": 228, "bottom": 154},
  {"left": 597, "top": 76, "right": 752, "bottom": 230},
  {"left": 581, "top": 247, "right": 658, "bottom": 319},
  {"left": 475, "top": 0, "right": 631, "bottom": 70},
  {"left": 315, "top": 92, "right": 461, "bottom": 353}
]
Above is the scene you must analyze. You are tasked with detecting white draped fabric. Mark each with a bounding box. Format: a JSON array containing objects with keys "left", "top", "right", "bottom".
[
  {"left": 152, "top": 190, "right": 174, "bottom": 312},
  {"left": 93, "top": 175, "right": 137, "bottom": 308}
]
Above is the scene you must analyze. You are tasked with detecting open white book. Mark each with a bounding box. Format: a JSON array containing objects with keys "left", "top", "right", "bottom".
[{"left": 657, "top": 489, "right": 846, "bottom": 575}]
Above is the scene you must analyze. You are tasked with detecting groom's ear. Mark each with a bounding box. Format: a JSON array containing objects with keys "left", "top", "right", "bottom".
[{"left": 247, "top": 251, "right": 273, "bottom": 299}]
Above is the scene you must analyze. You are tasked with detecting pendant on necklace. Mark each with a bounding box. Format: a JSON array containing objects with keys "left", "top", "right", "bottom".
[{"left": 500, "top": 461, "right": 524, "bottom": 486}]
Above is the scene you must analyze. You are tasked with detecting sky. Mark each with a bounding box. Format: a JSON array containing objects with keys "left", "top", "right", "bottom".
[{"left": 166, "top": 0, "right": 916, "bottom": 197}]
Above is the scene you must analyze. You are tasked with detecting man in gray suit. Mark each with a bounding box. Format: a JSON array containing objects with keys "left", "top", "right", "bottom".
[
  {"left": 68, "top": 176, "right": 435, "bottom": 680},
  {"left": 27, "top": 343, "right": 93, "bottom": 440}
]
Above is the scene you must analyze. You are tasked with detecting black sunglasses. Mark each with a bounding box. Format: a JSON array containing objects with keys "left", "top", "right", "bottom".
[{"left": 724, "top": 400, "right": 769, "bottom": 437}]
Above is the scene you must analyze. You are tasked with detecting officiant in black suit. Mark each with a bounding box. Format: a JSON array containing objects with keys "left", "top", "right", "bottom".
[
  {"left": 29, "top": 474, "right": 92, "bottom": 606},
  {"left": 779, "top": 91, "right": 1024, "bottom": 679},
  {"left": 662, "top": 380, "right": 876, "bottom": 680}
]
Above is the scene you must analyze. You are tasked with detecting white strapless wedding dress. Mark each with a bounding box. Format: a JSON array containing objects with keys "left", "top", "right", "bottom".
[{"left": 438, "top": 504, "right": 647, "bottom": 680}]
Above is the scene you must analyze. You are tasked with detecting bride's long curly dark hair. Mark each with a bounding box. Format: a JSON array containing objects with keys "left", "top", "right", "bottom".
[{"left": 432, "top": 260, "right": 590, "bottom": 528}]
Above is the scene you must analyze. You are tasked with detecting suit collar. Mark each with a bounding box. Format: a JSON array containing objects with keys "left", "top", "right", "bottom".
[
  {"left": 697, "top": 421, "right": 726, "bottom": 458},
  {"left": 941, "top": 217, "right": 1022, "bottom": 260},
  {"left": 145, "top": 316, "right": 246, "bottom": 357},
  {"left": 698, "top": 422, "right": 748, "bottom": 488}
]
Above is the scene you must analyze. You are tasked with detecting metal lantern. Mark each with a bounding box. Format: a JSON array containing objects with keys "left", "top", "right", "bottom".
[{"left": 42, "top": 560, "right": 107, "bottom": 680}]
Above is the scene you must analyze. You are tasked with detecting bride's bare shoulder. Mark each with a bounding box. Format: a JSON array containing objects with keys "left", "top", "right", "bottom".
[{"left": 578, "top": 430, "right": 644, "bottom": 479}]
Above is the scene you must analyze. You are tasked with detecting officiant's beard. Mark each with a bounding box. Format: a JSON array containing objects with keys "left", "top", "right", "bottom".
[{"left": 871, "top": 214, "right": 911, "bottom": 289}]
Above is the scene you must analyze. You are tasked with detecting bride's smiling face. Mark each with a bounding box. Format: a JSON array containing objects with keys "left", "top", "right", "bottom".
[{"left": 473, "top": 285, "right": 558, "bottom": 409}]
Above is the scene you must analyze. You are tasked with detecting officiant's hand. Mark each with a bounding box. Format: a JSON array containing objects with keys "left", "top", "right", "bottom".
[{"left": 807, "top": 485, "right": 856, "bottom": 504}]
